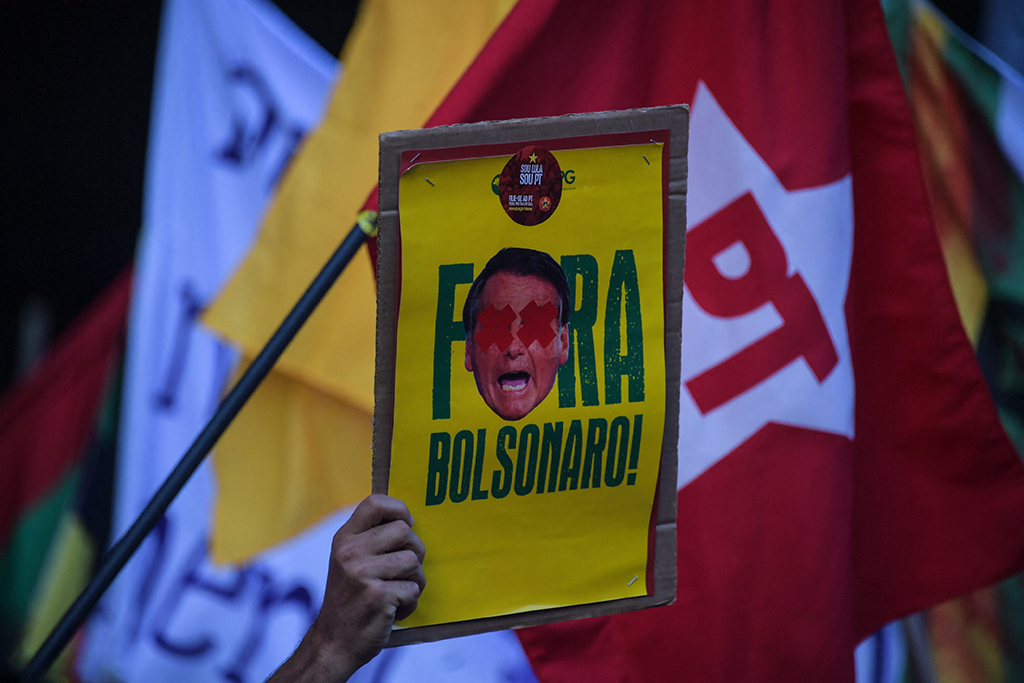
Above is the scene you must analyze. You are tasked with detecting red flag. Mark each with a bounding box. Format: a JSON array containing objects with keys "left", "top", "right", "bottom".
[
  {"left": 0, "top": 270, "right": 130, "bottom": 547},
  {"left": 404, "top": 0, "right": 1024, "bottom": 679}
]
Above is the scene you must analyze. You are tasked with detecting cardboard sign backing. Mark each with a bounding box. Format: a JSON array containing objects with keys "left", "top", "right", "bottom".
[{"left": 374, "top": 106, "right": 687, "bottom": 645}]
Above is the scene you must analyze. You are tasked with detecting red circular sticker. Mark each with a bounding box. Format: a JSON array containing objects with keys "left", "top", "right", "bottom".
[{"left": 498, "top": 146, "right": 562, "bottom": 226}]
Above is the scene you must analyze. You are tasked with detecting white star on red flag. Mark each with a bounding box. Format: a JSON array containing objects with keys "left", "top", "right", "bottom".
[{"left": 679, "top": 82, "right": 855, "bottom": 488}]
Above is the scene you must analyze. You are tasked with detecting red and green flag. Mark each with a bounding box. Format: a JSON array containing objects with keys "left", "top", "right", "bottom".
[
  {"left": 0, "top": 271, "right": 129, "bottom": 676},
  {"left": 372, "top": 0, "right": 1024, "bottom": 679},
  {"left": 903, "top": 0, "right": 1024, "bottom": 451},
  {"left": 887, "top": 1, "right": 1024, "bottom": 680}
]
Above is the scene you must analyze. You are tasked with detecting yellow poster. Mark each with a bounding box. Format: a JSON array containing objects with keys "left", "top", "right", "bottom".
[{"left": 388, "top": 139, "right": 667, "bottom": 627}]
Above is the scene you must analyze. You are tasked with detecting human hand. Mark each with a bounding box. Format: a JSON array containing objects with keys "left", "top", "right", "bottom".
[{"left": 268, "top": 495, "right": 425, "bottom": 683}]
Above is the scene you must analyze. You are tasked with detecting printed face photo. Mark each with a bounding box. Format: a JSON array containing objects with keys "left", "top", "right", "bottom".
[{"left": 464, "top": 268, "right": 570, "bottom": 421}]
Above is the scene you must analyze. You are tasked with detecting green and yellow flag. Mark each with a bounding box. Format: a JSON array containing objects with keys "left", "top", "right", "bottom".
[
  {"left": 889, "top": 0, "right": 1024, "bottom": 680},
  {"left": 203, "top": 0, "right": 518, "bottom": 563}
]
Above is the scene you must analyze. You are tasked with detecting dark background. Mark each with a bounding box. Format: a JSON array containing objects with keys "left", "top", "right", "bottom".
[
  {"left": 0, "top": 1, "right": 361, "bottom": 394},
  {"left": 0, "top": 0, "right": 981, "bottom": 395}
]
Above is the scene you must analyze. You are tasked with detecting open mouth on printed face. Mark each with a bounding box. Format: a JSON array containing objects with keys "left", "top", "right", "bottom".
[{"left": 498, "top": 371, "right": 531, "bottom": 393}]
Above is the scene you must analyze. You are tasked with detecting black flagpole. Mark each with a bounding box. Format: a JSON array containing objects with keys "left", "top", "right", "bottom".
[{"left": 21, "top": 211, "right": 378, "bottom": 683}]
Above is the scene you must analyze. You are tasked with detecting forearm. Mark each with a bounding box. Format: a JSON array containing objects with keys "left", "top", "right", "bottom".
[
  {"left": 267, "top": 495, "right": 424, "bottom": 683},
  {"left": 266, "top": 624, "right": 360, "bottom": 683}
]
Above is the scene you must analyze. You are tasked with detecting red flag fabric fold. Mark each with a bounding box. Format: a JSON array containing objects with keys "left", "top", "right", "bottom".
[{"left": 405, "top": 0, "right": 1024, "bottom": 679}]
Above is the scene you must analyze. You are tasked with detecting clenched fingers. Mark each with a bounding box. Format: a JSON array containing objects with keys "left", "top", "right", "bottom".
[
  {"left": 388, "top": 578, "right": 423, "bottom": 622},
  {"left": 345, "top": 494, "right": 415, "bottom": 535},
  {"left": 358, "top": 519, "right": 426, "bottom": 562}
]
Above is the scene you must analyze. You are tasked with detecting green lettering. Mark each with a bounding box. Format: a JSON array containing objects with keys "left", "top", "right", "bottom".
[
  {"left": 558, "top": 419, "right": 584, "bottom": 491},
  {"left": 426, "top": 432, "right": 450, "bottom": 506},
  {"left": 581, "top": 418, "right": 607, "bottom": 489},
  {"left": 538, "top": 422, "right": 564, "bottom": 493},
  {"left": 492, "top": 426, "right": 516, "bottom": 499},
  {"left": 628, "top": 415, "right": 643, "bottom": 485},
  {"left": 558, "top": 254, "right": 600, "bottom": 408},
  {"left": 449, "top": 430, "right": 473, "bottom": 503},
  {"left": 605, "top": 250, "right": 645, "bottom": 404},
  {"left": 471, "top": 428, "right": 489, "bottom": 500},
  {"left": 515, "top": 424, "right": 540, "bottom": 496},
  {"left": 604, "top": 416, "right": 630, "bottom": 487},
  {"left": 433, "top": 264, "right": 474, "bottom": 419}
]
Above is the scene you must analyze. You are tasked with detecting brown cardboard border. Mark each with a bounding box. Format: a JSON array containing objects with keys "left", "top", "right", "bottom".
[{"left": 374, "top": 106, "right": 687, "bottom": 646}]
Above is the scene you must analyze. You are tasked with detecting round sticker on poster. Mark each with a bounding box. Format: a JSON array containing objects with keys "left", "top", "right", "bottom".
[{"left": 498, "top": 146, "right": 562, "bottom": 226}]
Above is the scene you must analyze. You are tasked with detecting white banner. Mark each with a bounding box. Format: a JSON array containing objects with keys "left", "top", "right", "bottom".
[
  {"left": 76, "top": 0, "right": 337, "bottom": 679},
  {"left": 76, "top": 0, "right": 331, "bottom": 675},
  {"left": 77, "top": 1, "right": 539, "bottom": 681}
]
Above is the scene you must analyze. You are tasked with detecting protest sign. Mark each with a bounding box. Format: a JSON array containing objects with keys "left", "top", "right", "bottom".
[{"left": 374, "top": 107, "right": 686, "bottom": 644}]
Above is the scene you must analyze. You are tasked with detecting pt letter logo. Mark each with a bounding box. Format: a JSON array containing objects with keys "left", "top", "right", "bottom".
[{"left": 678, "top": 82, "right": 855, "bottom": 488}]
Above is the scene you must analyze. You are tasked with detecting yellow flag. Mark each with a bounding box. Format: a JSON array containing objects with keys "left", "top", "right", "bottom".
[
  {"left": 204, "top": 0, "right": 518, "bottom": 563},
  {"left": 908, "top": 3, "right": 988, "bottom": 343}
]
